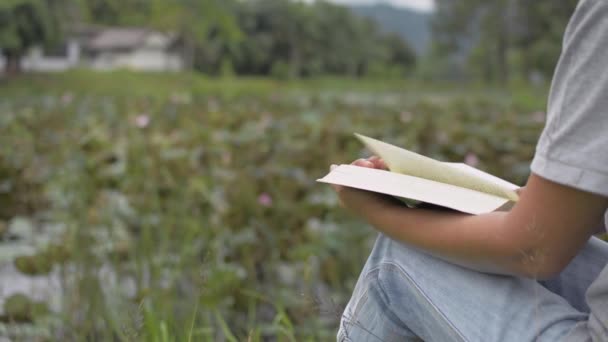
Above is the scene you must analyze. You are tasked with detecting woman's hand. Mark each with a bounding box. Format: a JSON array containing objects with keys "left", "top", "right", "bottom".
[
  {"left": 329, "top": 156, "right": 387, "bottom": 192},
  {"left": 330, "top": 157, "right": 395, "bottom": 214},
  {"left": 354, "top": 156, "right": 388, "bottom": 171}
]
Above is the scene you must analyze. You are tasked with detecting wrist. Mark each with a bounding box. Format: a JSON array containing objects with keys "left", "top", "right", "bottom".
[{"left": 338, "top": 188, "right": 395, "bottom": 214}]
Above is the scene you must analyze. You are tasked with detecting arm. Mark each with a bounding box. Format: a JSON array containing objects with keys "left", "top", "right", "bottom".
[
  {"left": 334, "top": 160, "right": 608, "bottom": 279},
  {"left": 335, "top": 1, "right": 608, "bottom": 279}
]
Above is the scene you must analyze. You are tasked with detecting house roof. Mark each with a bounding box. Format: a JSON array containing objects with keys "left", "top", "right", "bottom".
[{"left": 88, "top": 28, "right": 154, "bottom": 50}]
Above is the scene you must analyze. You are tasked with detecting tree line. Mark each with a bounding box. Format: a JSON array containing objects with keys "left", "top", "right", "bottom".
[
  {"left": 0, "top": 0, "right": 581, "bottom": 82},
  {"left": 0, "top": 0, "right": 416, "bottom": 78}
]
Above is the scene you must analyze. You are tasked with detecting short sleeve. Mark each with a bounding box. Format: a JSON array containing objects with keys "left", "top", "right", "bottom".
[{"left": 531, "top": 0, "right": 608, "bottom": 198}]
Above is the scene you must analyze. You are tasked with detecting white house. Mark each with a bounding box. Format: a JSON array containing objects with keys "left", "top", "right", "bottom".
[
  {"left": 0, "top": 27, "right": 184, "bottom": 73},
  {"left": 87, "top": 28, "right": 183, "bottom": 71}
]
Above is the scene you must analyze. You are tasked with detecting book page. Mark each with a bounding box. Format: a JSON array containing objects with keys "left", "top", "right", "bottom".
[
  {"left": 317, "top": 165, "right": 511, "bottom": 215},
  {"left": 443, "top": 162, "right": 519, "bottom": 191},
  {"left": 355, "top": 133, "right": 520, "bottom": 201}
]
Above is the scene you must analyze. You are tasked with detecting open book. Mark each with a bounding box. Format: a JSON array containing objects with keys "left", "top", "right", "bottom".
[{"left": 317, "top": 133, "right": 521, "bottom": 215}]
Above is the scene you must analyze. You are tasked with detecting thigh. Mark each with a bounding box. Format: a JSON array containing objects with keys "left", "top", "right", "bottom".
[
  {"left": 339, "top": 234, "right": 588, "bottom": 342},
  {"left": 564, "top": 263, "right": 608, "bottom": 341},
  {"left": 539, "top": 237, "right": 608, "bottom": 313}
]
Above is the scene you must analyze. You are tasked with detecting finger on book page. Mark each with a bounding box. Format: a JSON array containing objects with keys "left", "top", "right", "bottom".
[
  {"left": 352, "top": 159, "right": 374, "bottom": 168},
  {"left": 368, "top": 156, "right": 388, "bottom": 170}
]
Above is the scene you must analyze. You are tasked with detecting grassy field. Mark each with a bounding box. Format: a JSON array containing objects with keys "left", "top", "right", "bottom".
[{"left": 0, "top": 71, "right": 549, "bottom": 341}]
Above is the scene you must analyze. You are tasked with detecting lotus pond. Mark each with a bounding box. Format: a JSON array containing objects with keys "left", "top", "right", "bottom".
[{"left": 0, "top": 72, "right": 550, "bottom": 341}]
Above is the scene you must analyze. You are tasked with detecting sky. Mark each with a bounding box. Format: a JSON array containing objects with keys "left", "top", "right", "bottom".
[{"left": 318, "top": 0, "right": 435, "bottom": 12}]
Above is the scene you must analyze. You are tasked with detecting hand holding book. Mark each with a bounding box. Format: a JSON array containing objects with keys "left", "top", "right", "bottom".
[
  {"left": 329, "top": 157, "right": 405, "bottom": 214},
  {"left": 319, "top": 134, "right": 522, "bottom": 215}
]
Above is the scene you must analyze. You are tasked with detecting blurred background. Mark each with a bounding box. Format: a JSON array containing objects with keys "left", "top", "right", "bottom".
[{"left": 0, "top": 0, "right": 581, "bottom": 340}]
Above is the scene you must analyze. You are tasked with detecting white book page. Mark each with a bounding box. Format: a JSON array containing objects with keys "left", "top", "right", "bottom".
[
  {"left": 443, "top": 163, "right": 520, "bottom": 191},
  {"left": 317, "top": 165, "right": 510, "bottom": 215},
  {"left": 355, "top": 133, "right": 520, "bottom": 201}
]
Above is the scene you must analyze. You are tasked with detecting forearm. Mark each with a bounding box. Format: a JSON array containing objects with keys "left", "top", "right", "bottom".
[
  {"left": 361, "top": 203, "right": 534, "bottom": 277},
  {"left": 334, "top": 167, "right": 607, "bottom": 280}
]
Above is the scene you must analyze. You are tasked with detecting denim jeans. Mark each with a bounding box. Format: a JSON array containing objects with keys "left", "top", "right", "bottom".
[{"left": 338, "top": 234, "right": 608, "bottom": 342}]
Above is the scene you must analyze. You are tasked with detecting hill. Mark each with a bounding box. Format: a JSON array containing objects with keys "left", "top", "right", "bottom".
[{"left": 350, "top": 4, "right": 432, "bottom": 56}]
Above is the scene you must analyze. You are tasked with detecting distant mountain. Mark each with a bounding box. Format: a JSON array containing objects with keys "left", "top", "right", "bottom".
[{"left": 349, "top": 4, "right": 432, "bottom": 56}]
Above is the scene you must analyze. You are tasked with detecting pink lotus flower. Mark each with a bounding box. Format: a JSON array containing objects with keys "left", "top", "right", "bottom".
[
  {"left": 464, "top": 152, "right": 479, "bottom": 167},
  {"left": 134, "top": 114, "right": 150, "bottom": 128},
  {"left": 257, "top": 193, "right": 273, "bottom": 207},
  {"left": 61, "top": 92, "right": 74, "bottom": 105},
  {"left": 221, "top": 152, "right": 232, "bottom": 165}
]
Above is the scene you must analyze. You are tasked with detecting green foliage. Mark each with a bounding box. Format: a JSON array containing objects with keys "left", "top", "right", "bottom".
[
  {"left": 514, "top": 1, "right": 580, "bottom": 77},
  {"left": 78, "top": 0, "right": 416, "bottom": 78},
  {"left": 432, "top": 0, "right": 579, "bottom": 83},
  {"left": 0, "top": 0, "right": 416, "bottom": 78},
  {"left": 0, "top": 0, "right": 71, "bottom": 73},
  {"left": 0, "top": 0, "right": 84, "bottom": 75},
  {"left": 78, "top": 0, "right": 147, "bottom": 24},
  {"left": 2, "top": 294, "right": 49, "bottom": 323},
  {"left": 0, "top": 72, "right": 547, "bottom": 339},
  {"left": 232, "top": 0, "right": 416, "bottom": 77}
]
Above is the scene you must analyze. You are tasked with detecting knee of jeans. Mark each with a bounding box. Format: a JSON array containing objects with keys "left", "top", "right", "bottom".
[
  {"left": 340, "top": 268, "right": 416, "bottom": 340},
  {"left": 337, "top": 320, "right": 353, "bottom": 342},
  {"left": 375, "top": 262, "right": 417, "bottom": 311},
  {"left": 341, "top": 270, "right": 375, "bottom": 326}
]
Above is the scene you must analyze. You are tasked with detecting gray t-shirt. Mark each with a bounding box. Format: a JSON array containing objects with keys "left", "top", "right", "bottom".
[
  {"left": 530, "top": 1, "right": 608, "bottom": 337},
  {"left": 530, "top": 0, "right": 608, "bottom": 231}
]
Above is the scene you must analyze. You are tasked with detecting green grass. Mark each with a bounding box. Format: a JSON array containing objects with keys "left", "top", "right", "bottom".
[
  {"left": 0, "top": 71, "right": 548, "bottom": 340},
  {"left": 1, "top": 69, "right": 548, "bottom": 106}
]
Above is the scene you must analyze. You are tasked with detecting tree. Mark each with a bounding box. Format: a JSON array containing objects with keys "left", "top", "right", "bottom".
[
  {"left": 147, "top": 0, "right": 242, "bottom": 70},
  {"left": 433, "top": 0, "right": 512, "bottom": 83},
  {"left": 81, "top": 0, "right": 148, "bottom": 25},
  {"left": 432, "top": 0, "right": 578, "bottom": 83},
  {"left": 513, "top": 0, "right": 578, "bottom": 78},
  {"left": 230, "top": 0, "right": 416, "bottom": 78},
  {"left": 81, "top": 0, "right": 242, "bottom": 71},
  {"left": 9, "top": 0, "right": 415, "bottom": 78},
  {"left": 0, "top": 0, "right": 67, "bottom": 75}
]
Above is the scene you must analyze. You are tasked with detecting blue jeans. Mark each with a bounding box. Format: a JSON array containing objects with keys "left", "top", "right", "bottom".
[{"left": 338, "top": 234, "right": 608, "bottom": 341}]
